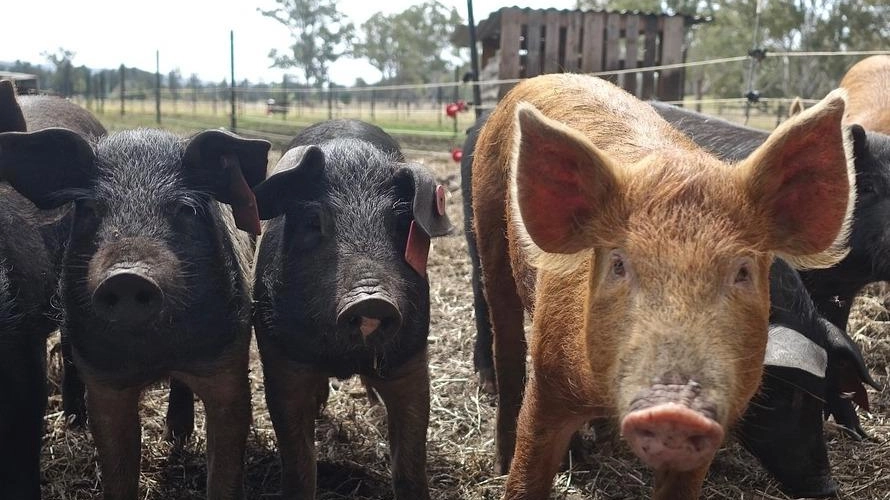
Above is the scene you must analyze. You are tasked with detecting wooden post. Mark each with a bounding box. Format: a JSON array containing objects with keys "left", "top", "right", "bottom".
[
  {"left": 580, "top": 12, "right": 605, "bottom": 74},
  {"left": 119, "top": 65, "right": 125, "bottom": 117},
  {"left": 656, "top": 16, "right": 685, "bottom": 101},
  {"left": 525, "top": 10, "right": 543, "bottom": 78},
  {"left": 230, "top": 30, "right": 237, "bottom": 132},
  {"left": 641, "top": 15, "right": 658, "bottom": 99},
  {"left": 623, "top": 15, "right": 640, "bottom": 95},
  {"left": 543, "top": 10, "right": 562, "bottom": 74},
  {"left": 497, "top": 8, "right": 524, "bottom": 98},
  {"left": 563, "top": 11, "right": 582, "bottom": 73},
  {"left": 603, "top": 13, "right": 621, "bottom": 84},
  {"left": 155, "top": 50, "right": 161, "bottom": 125}
]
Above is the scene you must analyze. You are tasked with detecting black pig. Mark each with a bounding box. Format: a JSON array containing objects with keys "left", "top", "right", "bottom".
[
  {"left": 0, "top": 80, "right": 105, "bottom": 500},
  {"left": 0, "top": 124, "right": 269, "bottom": 499},
  {"left": 252, "top": 119, "right": 452, "bottom": 500}
]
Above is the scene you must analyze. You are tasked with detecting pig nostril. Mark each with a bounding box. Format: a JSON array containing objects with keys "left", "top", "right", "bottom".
[
  {"left": 100, "top": 293, "right": 119, "bottom": 307},
  {"left": 136, "top": 290, "right": 153, "bottom": 304}
]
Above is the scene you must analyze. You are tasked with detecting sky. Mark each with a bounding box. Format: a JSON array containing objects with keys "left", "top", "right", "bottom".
[{"left": 1, "top": 0, "right": 576, "bottom": 86}]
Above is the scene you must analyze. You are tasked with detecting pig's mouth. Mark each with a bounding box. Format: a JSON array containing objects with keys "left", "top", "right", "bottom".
[
  {"left": 620, "top": 380, "right": 725, "bottom": 472},
  {"left": 336, "top": 292, "right": 403, "bottom": 344}
]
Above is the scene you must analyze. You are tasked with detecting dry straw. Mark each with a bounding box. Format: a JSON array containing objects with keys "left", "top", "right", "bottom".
[{"left": 40, "top": 152, "right": 888, "bottom": 499}]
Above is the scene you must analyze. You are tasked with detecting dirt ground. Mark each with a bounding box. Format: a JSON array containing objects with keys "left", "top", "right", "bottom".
[{"left": 39, "top": 151, "right": 889, "bottom": 499}]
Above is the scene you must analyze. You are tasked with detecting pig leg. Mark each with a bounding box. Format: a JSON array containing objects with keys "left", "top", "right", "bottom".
[
  {"left": 175, "top": 348, "right": 251, "bottom": 500},
  {"left": 652, "top": 467, "right": 708, "bottom": 500},
  {"left": 0, "top": 335, "right": 46, "bottom": 500},
  {"left": 258, "top": 334, "right": 328, "bottom": 499},
  {"left": 61, "top": 329, "right": 87, "bottom": 428},
  {"left": 478, "top": 240, "right": 527, "bottom": 473},
  {"left": 503, "top": 377, "right": 588, "bottom": 499},
  {"left": 362, "top": 350, "right": 431, "bottom": 500},
  {"left": 84, "top": 379, "right": 142, "bottom": 500},
  {"left": 163, "top": 377, "right": 195, "bottom": 446}
]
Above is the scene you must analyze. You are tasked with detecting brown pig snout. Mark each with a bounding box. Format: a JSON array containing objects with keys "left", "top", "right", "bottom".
[
  {"left": 621, "top": 379, "right": 725, "bottom": 472},
  {"left": 92, "top": 266, "right": 164, "bottom": 323},
  {"left": 337, "top": 293, "right": 403, "bottom": 339}
]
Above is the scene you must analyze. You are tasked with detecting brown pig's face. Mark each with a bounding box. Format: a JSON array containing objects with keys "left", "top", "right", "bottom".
[
  {"left": 510, "top": 89, "right": 854, "bottom": 473},
  {"left": 588, "top": 160, "right": 773, "bottom": 431}
]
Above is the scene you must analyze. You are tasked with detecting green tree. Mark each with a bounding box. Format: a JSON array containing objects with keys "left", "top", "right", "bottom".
[
  {"left": 354, "top": 1, "right": 464, "bottom": 84},
  {"left": 42, "top": 48, "right": 77, "bottom": 97},
  {"left": 260, "top": 0, "right": 354, "bottom": 87}
]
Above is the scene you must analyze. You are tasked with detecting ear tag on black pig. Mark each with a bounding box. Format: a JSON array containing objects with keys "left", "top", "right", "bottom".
[
  {"left": 764, "top": 325, "right": 827, "bottom": 378},
  {"left": 436, "top": 184, "right": 446, "bottom": 216},
  {"left": 405, "top": 220, "right": 431, "bottom": 278},
  {"left": 222, "top": 154, "right": 262, "bottom": 235}
]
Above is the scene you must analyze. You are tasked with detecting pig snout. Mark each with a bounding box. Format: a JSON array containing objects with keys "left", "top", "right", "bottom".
[
  {"left": 337, "top": 293, "right": 402, "bottom": 339},
  {"left": 92, "top": 266, "right": 164, "bottom": 323},
  {"left": 621, "top": 378, "right": 725, "bottom": 472},
  {"left": 87, "top": 239, "right": 181, "bottom": 324}
]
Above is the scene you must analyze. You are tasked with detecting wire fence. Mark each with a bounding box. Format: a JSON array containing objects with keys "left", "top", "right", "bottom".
[{"left": 56, "top": 49, "right": 890, "bottom": 147}]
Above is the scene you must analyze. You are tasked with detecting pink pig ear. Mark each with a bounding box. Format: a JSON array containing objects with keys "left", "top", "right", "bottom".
[
  {"left": 511, "top": 102, "right": 625, "bottom": 255},
  {"left": 737, "top": 89, "right": 854, "bottom": 269}
]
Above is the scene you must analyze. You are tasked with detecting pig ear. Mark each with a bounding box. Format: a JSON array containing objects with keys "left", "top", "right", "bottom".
[
  {"left": 738, "top": 89, "right": 854, "bottom": 269},
  {"left": 510, "top": 102, "right": 624, "bottom": 270},
  {"left": 0, "top": 127, "right": 97, "bottom": 208},
  {"left": 0, "top": 80, "right": 27, "bottom": 133},
  {"left": 394, "top": 163, "right": 454, "bottom": 237},
  {"left": 821, "top": 318, "right": 882, "bottom": 393},
  {"left": 183, "top": 129, "right": 272, "bottom": 235},
  {"left": 252, "top": 145, "right": 325, "bottom": 220}
]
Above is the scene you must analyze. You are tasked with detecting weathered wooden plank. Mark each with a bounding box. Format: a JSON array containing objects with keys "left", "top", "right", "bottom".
[
  {"left": 603, "top": 12, "right": 621, "bottom": 84},
  {"left": 543, "top": 9, "right": 562, "bottom": 74},
  {"left": 525, "top": 9, "right": 544, "bottom": 77},
  {"left": 641, "top": 15, "right": 658, "bottom": 99},
  {"left": 498, "top": 8, "right": 525, "bottom": 97},
  {"left": 581, "top": 12, "right": 605, "bottom": 73},
  {"left": 564, "top": 9, "right": 582, "bottom": 72},
  {"left": 623, "top": 14, "right": 640, "bottom": 95},
  {"left": 657, "top": 15, "right": 685, "bottom": 101}
]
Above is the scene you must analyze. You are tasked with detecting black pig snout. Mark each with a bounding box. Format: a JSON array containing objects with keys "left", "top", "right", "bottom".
[
  {"left": 337, "top": 292, "right": 403, "bottom": 339},
  {"left": 92, "top": 266, "right": 164, "bottom": 323},
  {"left": 87, "top": 238, "right": 183, "bottom": 324}
]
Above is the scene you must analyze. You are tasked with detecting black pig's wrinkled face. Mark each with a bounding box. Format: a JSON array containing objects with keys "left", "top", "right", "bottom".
[
  {"left": 254, "top": 137, "right": 452, "bottom": 376},
  {"left": 281, "top": 140, "right": 423, "bottom": 348},
  {"left": 69, "top": 131, "right": 219, "bottom": 325}
]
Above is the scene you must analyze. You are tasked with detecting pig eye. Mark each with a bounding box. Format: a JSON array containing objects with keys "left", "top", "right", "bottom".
[
  {"left": 733, "top": 259, "right": 754, "bottom": 286},
  {"left": 610, "top": 252, "right": 626, "bottom": 278},
  {"left": 176, "top": 204, "right": 199, "bottom": 218}
]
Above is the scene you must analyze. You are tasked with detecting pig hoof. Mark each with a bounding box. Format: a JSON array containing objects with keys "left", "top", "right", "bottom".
[
  {"left": 478, "top": 367, "right": 498, "bottom": 395},
  {"left": 621, "top": 403, "right": 724, "bottom": 471}
]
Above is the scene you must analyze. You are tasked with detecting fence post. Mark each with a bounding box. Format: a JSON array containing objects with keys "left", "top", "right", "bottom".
[
  {"left": 371, "top": 89, "right": 376, "bottom": 122},
  {"left": 119, "top": 64, "right": 126, "bottom": 117},
  {"left": 327, "top": 82, "right": 333, "bottom": 120},
  {"left": 230, "top": 30, "right": 237, "bottom": 133},
  {"left": 155, "top": 50, "right": 161, "bottom": 125}
]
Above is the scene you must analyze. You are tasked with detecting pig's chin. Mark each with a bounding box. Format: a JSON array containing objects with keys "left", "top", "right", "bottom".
[{"left": 619, "top": 380, "right": 726, "bottom": 471}]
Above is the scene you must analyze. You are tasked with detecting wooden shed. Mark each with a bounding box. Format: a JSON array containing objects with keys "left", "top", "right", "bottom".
[
  {"left": 0, "top": 71, "right": 39, "bottom": 94},
  {"left": 457, "top": 7, "right": 706, "bottom": 103}
]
